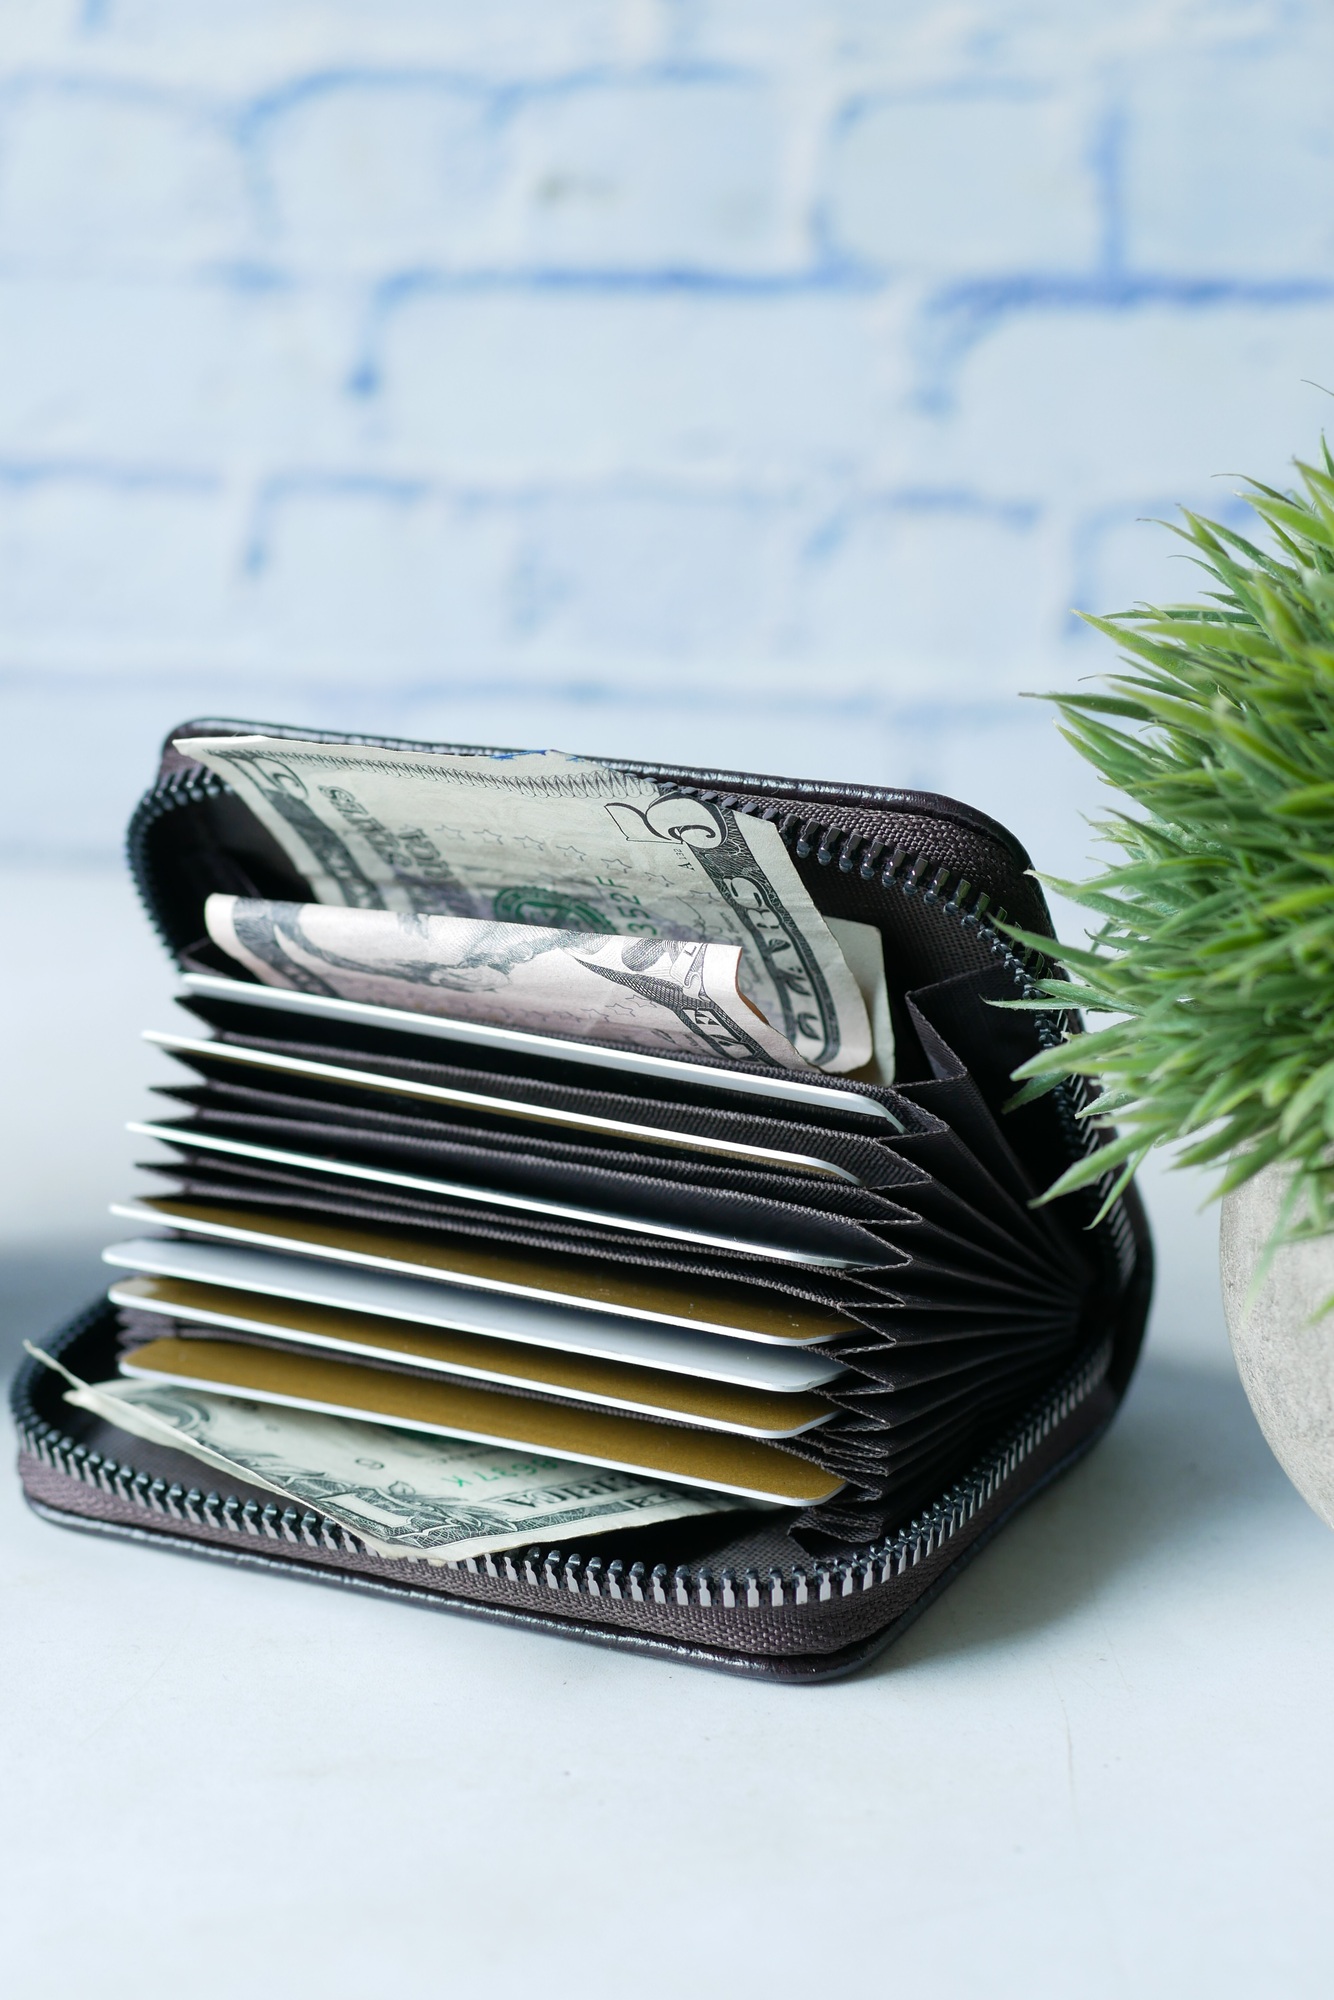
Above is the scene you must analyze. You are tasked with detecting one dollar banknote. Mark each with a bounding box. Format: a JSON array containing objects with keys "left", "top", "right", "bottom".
[
  {"left": 30, "top": 1349, "right": 747, "bottom": 1565},
  {"left": 180, "top": 736, "right": 871, "bottom": 1072}
]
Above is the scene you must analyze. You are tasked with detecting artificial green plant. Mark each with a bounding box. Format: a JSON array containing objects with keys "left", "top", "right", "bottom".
[{"left": 1006, "top": 442, "right": 1334, "bottom": 1247}]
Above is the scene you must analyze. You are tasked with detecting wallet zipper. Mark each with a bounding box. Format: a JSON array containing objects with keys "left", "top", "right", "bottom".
[
  {"left": 16, "top": 1311, "right": 1111, "bottom": 1616},
  {"left": 127, "top": 764, "right": 1034, "bottom": 962}
]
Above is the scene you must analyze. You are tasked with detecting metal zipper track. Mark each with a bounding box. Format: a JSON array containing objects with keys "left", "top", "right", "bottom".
[
  {"left": 126, "top": 765, "right": 232, "bottom": 956},
  {"left": 15, "top": 1330, "right": 1112, "bottom": 1613}
]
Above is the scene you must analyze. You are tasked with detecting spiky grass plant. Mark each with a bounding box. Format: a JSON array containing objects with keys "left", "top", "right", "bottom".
[{"left": 1007, "top": 445, "right": 1334, "bottom": 1248}]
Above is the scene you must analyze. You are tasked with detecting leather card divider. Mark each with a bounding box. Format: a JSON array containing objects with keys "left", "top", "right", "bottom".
[
  {"left": 136, "top": 1022, "right": 1096, "bottom": 1553},
  {"left": 146, "top": 1083, "right": 1071, "bottom": 1299},
  {"left": 175, "top": 994, "right": 919, "bottom": 1128},
  {"left": 138, "top": 1148, "right": 1060, "bottom": 1321},
  {"left": 112, "top": 727, "right": 1139, "bottom": 1566},
  {"left": 139, "top": 1123, "right": 892, "bottom": 1269},
  {"left": 134, "top": 1157, "right": 1074, "bottom": 1327},
  {"left": 111, "top": 1310, "right": 838, "bottom": 1438},
  {"left": 130, "top": 1174, "right": 903, "bottom": 1323},
  {"left": 152, "top": 1065, "right": 1059, "bottom": 1285},
  {"left": 170, "top": 999, "right": 1072, "bottom": 1274},
  {"left": 156, "top": 1035, "right": 909, "bottom": 1185},
  {"left": 149, "top": 1018, "right": 1069, "bottom": 1270}
]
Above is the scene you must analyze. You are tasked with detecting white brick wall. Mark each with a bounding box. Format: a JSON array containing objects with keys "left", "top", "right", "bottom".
[
  {"left": 825, "top": 89, "right": 1099, "bottom": 272},
  {"left": 2, "top": 0, "right": 1332, "bottom": 885}
]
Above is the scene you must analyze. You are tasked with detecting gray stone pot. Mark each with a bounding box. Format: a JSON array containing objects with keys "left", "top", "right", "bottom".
[{"left": 1220, "top": 1161, "right": 1334, "bottom": 1530}]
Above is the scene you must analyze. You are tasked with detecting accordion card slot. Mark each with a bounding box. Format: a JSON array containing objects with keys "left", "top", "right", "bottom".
[
  {"left": 101, "top": 1250, "right": 850, "bottom": 1387},
  {"left": 150, "top": 1085, "right": 909, "bottom": 1225},
  {"left": 137, "top": 1103, "right": 1058, "bottom": 1292},
  {"left": 125, "top": 1174, "right": 1081, "bottom": 1344},
  {"left": 108, "top": 1280, "right": 839, "bottom": 1437},
  {"left": 179, "top": 974, "right": 899, "bottom": 1127},
  {"left": 146, "top": 1033, "right": 872, "bottom": 1184},
  {"left": 118, "top": 1336, "right": 845, "bottom": 1505},
  {"left": 177, "top": 992, "right": 920, "bottom": 1156},
  {"left": 106, "top": 1201, "right": 866, "bottom": 1345},
  {"left": 129, "top": 1163, "right": 1049, "bottom": 1318},
  {"left": 183, "top": 1024, "right": 929, "bottom": 1162},
  {"left": 127, "top": 1120, "right": 882, "bottom": 1270}
]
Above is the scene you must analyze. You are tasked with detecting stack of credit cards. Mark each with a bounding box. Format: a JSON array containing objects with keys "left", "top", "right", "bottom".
[{"left": 100, "top": 962, "right": 1098, "bottom": 1549}]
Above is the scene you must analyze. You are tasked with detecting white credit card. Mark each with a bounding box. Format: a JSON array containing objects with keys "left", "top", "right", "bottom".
[
  {"left": 102, "top": 1236, "right": 847, "bottom": 1390},
  {"left": 179, "top": 973, "right": 900, "bottom": 1125},
  {"left": 144, "top": 1031, "right": 866, "bottom": 1183},
  {"left": 126, "top": 1120, "right": 879, "bottom": 1269}
]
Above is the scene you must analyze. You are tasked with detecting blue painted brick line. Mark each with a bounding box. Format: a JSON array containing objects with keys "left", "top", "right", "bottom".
[
  {"left": 235, "top": 480, "right": 798, "bottom": 671},
  {"left": 491, "top": 74, "right": 801, "bottom": 274},
  {"left": 349, "top": 262, "right": 887, "bottom": 398},
  {"left": 792, "top": 500, "right": 1061, "bottom": 691},
  {"left": 926, "top": 301, "right": 1334, "bottom": 505},
  {"left": 364, "top": 288, "right": 913, "bottom": 479},
  {"left": 0, "top": 459, "right": 1289, "bottom": 700},
  {"left": 910, "top": 274, "right": 1334, "bottom": 415},
  {"left": 234, "top": 487, "right": 519, "bottom": 668},
  {"left": 237, "top": 60, "right": 766, "bottom": 130},
  {"left": 0, "top": 64, "right": 804, "bottom": 281},
  {"left": 1124, "top": 44, "right": 1334, "bottom": 277},
  {"left": 241, "top": 467, "right": 438, "bottom": 573},
  {"left": 239, "top": 65, "right": 800, "bottom": 278},
  {"left": 0, "top": 275, "right": 366, "bottom": 467},
  {"left": 1067, "top": 488, "right": 1264, "bottom": 644},
  {"left": 239, "top": 73, "right": 513, "bottom": 270},
  {"left": 0, "top": 74, "right": 250, "bottom": 269},
  {"left": 114, "top": 5, "right": 694, "bottom": 88},
  {"left": 0, "top": 476, "right": 238, "bottom": 654}
]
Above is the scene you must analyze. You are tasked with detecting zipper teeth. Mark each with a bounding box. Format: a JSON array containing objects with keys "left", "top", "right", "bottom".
[
  {"left": 126, "top": 767, "right": 231, "bottom": 954},
  {"left": 16, "top": 1333, "right": 1112, "bottom": 1613},
  {"left": 130, "top": 768, "right": 1037, "bottom": 964}
]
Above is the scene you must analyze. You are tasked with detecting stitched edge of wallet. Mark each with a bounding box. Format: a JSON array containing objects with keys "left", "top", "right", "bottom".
[{"left": 16, "top": 1366, "right": 1117, "bottom": 1659}]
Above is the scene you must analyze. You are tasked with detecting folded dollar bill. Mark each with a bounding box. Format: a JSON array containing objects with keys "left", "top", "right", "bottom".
[
  {"left": 28, "top": 1349, "right": 747, "bottom": 1565},
  {"left": 206, "top": 894, "right": 811, "bottom": 1070},
  {"left": 181, "top": 736, "right": 872, "bottom": 1072}
]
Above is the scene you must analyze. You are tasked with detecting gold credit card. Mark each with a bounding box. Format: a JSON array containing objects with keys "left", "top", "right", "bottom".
[
  {"left": 110, "top": 1198, "right": 863, "bottom": 1344},
  {"left": 121, "top": 1336, "right": 845, "bottom": 1506},
  {"left": 110, "top": 1274, "right": 838, "bottom": 1438},
  {"left": 145, "top": 1032, "right": 866, "bottom": 1182}
]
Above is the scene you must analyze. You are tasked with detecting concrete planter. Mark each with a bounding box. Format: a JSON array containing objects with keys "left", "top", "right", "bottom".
[{"left": 1220, "top": 1162, "right": 1334, "bottom": 1530}]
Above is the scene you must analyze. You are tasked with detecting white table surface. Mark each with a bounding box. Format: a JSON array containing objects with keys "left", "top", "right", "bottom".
[{"left": 3, "top": 867, "right": 1334, "bottom": 1999}]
